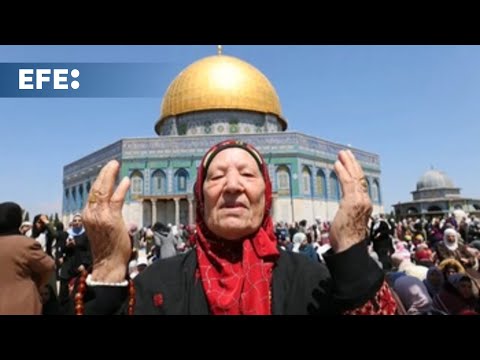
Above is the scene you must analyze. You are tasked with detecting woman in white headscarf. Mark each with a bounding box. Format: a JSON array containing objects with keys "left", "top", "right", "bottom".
[{"left": 435, "top": 228, "right": 476, "bottom": 268}]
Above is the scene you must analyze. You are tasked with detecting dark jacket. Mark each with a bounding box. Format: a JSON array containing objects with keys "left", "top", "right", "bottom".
[
  {"left": 61, "top": 232, "right": 92, "bottom": 280},
  {"left": 78, "top": 240, "right": 383, "bottom": 315}
]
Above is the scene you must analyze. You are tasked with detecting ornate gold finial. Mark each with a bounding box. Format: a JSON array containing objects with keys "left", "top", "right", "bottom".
[{"left": 217, "top": 45, "right": 223, "bottom": 55}]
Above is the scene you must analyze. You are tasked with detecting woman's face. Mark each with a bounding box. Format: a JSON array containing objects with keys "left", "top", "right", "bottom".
[
  {"left": 428, "top": 270, "right": 443, "bottom": 287},
  {"left": 34, "top": 219, "right": 43, "bottom": 231},
  {"left": 203, "top": 148, "right": 265, "bottom": 241},
  {"left": 445, "top": 267, "right": 458, "bottom": 278},
  {"left": 458, "top": 279, "right": 473, "bottom": 299},
  {"left": 40, "top": 285, "right": 50, "bottom": 304},
  {"left": 72, "top": 216, "right": 83, "bottom": 230},
  {"left": 446, "top": 233, "right": 456, "bottom": 243}
]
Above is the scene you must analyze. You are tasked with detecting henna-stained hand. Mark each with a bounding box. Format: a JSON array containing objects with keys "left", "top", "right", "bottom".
[
  {"left": 82, "top": 160, "right": 132, "bottom": 283},
  {"left": 329, "top": 150, "right": 373, "bottom": 253}
]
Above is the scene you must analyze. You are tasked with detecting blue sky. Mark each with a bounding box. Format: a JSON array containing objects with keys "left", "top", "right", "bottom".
[{"left": 1, "top": 45, "right": 479, "bottom": 218}]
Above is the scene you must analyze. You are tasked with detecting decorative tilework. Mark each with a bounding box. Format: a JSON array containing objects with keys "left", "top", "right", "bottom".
[
  {"left": 64, "top": 141, "right": 122, "bottom": 180},
  {"left": 268, "top": 164, "right": 275, "bottom": 189},
  {"left": 63, "top": 129, "right": 383, "bottom": 217},
  {"left": 159, "top": 110, "right": 282, "bottom": 136},
  {"left": 120, "top": 133, "right": 380, "bottom": 169},
  {"left": 204, "top": 120, "right": 212, "bottom": 134},
  {"left": 229, "top": 120, "right": 239, "bottom": 133},
  {"left": 144, "top": 168, "right": 151, "bottom": 195},
  {"left": 167, "top": 167, "right": 173, "bottom": 193}
]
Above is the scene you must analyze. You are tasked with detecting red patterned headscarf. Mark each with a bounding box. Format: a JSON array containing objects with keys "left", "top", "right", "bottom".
[{"left": 194, "top": 140, "right": 279, "bottom": 315}]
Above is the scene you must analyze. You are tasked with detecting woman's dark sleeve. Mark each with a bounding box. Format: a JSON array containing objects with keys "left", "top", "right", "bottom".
[
  {"left": 323, "top": 240, "right": 397, "bottom": 315},
  {"left": 83, "top": 286, "right": 129, "bottom": 315},
  {"left": 65, "top": 277, "right": 129, "bottom": 315}
]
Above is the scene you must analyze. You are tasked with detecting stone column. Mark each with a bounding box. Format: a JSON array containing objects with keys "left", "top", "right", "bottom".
[
  {"left": 174, "top": 198, "right": 180, "bottom": 226},
  {"left": 152, "top": 198, "right": 157, "bottom": 225},
  {"left": 188, "top": 196, "right": 194, "bottom": 225}
]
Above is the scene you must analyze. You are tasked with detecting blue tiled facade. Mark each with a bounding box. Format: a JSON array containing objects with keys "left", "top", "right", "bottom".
[{"left": 63, "top": 131, "right": 383, "bottom": 222}]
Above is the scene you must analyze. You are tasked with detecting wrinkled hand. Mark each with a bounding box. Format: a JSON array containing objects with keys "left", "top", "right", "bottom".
[
  {"left": 329, "top": 150, "right": 373, "bottom": 253},
  {"left": 82, "top": 160, "right": 131, "bottom": 282}
]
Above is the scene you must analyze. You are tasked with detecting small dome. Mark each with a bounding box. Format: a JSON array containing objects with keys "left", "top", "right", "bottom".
[{"left": 416, "top": 170, "right": 455, "bottom": 191}]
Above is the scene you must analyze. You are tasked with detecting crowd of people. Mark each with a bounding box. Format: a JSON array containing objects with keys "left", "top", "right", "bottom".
[
  {"left": 272, "top": 213, "right": 480, "bottom": 315},
  {"left": 0, "top": 204, "right": 194, "bottom": 315}
]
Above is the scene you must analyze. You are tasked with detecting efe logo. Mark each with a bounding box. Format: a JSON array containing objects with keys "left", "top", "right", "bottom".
[{"left": 19, "top": 69, "right": 80, "bottom": 90}]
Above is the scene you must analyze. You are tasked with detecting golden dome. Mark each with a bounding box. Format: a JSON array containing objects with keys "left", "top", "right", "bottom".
[{"left": 156, "top": 54, "right": 286, "bottom": 133}]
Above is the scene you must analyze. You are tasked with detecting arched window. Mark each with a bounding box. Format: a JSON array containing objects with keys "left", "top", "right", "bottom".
[
  {"left": 315, "top": 169, "right": 327, "bottom": 198},
  {"left": 407, "top": 207, "right": 419, "bottom": 214},
  {"left": 86, "top": 181, "right": 91, "bottom": 194},
  {"left": 64, "top": 188, "right": 70, "bottom": 212},
  {"left": 329, "top": 172, "right": 340, "bottom": 200},
  {"left": 72, "top": 187, "right": 77, "bottom": 210},
  {"left": 151, "top": 169, "right": 167, "bottom": 195},
  {"left": 175, "top": 168, "right": 189, "bottom": 193},
  {"left": 130, "top": 170, "right": 144, "bottom": 195},
  {"left": 302, "top": 166, "right": 312, "bottom": 195},
  {"left": 79, "top": 184, "right": 84, "bottom": 208},
  {"left": 276, "top": 165, "right": 290, "bottom": 195}
]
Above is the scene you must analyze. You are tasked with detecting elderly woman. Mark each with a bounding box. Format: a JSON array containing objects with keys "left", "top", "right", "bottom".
[
  {"left": 435, "top": 228, "right": 476, "bottom": 268},
  {"left": 73, "top": 140, "right": 396, "bottom": 315}
]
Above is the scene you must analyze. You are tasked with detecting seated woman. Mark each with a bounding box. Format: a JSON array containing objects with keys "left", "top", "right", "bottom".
[
  {"left": 423, "top": 266, "right": 444, "bottom": 298},
  {"left": 435, "top": 229, "right": 476, "bottom": 268},
  {"left": 414, "top": 243, "right": 434, "bottom": 268},
  {"left": 390, "top": 247, "right": 428, "bottom": 281},
  {"left": 438, "top": 258, "right": 466, "bottom": 280},
  {"left": 393, "top": 275, "right": 444, "bottom": 315},
  {"left": 71, "top": 140, "right": 397, "bottom": 315},
  {"left": 432, "top": 273, "right": 480, "bottom": 315}
]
